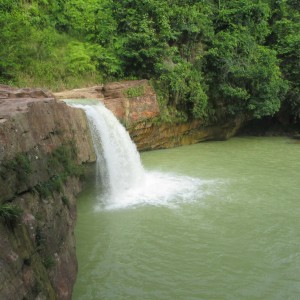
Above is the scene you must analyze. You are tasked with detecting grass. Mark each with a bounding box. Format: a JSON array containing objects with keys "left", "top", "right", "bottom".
[
  {"left": 0, "top": 203, "right": 23, "bottom": 229},
  {"left": 124, "top": 85, "right": 145, "bottom": 98},
  {"left": 34, "top": 142, "right": 84, "bottom": 200},
  {"left": 14, "top": 34, "right": 103, "bottom": 92},
  {"left": 48, "top": 142, "right": 83, "bottom": 177},
  {"left": 1, "top": 153, "right": 32, "bottom": 182},
  {"left": 43, "top": 256, "right": 56, "bottom": 269},
  {"left": 34, "top": 175, "right": 65, "bottom": 199}
]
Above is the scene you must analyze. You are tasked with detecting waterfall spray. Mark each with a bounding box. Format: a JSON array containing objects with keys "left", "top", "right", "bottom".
[{"left": 70, "top": 101, "right": 209, "bottom": 210}]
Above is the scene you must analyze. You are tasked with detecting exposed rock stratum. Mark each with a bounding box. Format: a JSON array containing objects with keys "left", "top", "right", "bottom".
[{"left": 0, "top": 85, "right": 95, "bottom": 300}]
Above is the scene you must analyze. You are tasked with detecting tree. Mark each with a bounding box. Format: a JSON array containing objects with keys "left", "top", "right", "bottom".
[
  {"left": 205, "top": 2, "right": 287, "bottom": 120},
  {"left": 270, "top": 1, "right": 300, "bottom": 122}
]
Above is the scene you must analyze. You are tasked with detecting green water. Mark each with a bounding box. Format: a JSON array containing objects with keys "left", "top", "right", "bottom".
[{"left": 73, "top": 137, "right": 300, "bottom": 300}]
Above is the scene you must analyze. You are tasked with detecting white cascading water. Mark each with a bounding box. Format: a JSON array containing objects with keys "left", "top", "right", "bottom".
[{"left": 72, "top": 102, "right": 211, "bottom": 210}]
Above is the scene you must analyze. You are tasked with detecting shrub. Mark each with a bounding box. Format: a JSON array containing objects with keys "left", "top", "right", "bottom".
[
  {"left": 124, "top": 85, "right": 145, "bottom": 98},
  {"left": 0, "top": 203, "right": 23, "bottom": 229},
  {"left": 1, "top": 154, "right": 32, "bottom": 182},
  {"left": 43, "top": 256, "right": 55, "bottom": 269}
]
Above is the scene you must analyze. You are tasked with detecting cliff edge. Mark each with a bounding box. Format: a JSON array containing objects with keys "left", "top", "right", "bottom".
[{"left": 0, "top": 85, "right": 96, "bottom": 300}]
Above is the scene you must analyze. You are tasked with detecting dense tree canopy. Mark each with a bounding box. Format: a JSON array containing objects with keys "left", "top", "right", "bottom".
[{"left": 0, "top": 0, "right": 299, "bottom": 123}]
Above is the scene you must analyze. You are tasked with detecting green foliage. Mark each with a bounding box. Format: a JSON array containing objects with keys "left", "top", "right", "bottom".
[
  {"left": 112, "top": 0, "right": 172, "bottom": 77},
  {"left": 1, "top": 154, "right": 32, "bottom": 183},
  {"left": 34, "top": 175, "right": 65, "bottom": 199},
  {"left": 205, "top": 20, "right": 287, "bottom": 119},
  {"left": 65, "top": 42, "right": 97, "bottom": 74},
  {"left": 270, "top": 3, "right": 300, "bottom": 122},
  {"left": 65, "top": 41, "right": 121, "bottom": 78},
  {"left": 49, "top": 142, "right": 83, "bottom": 177},
  {"left": 33, "top": 143, "right": 83, "bottom": 200},
  {"left": 34, "top": 182, "right": 51, "bottom": 199},
  {"left": 216, "top": 1, "right": 271, "bottom": 42},
  {"left": 13, "top": 154, "right": 32, "bottom": 182},
  {"left": 0, "top": 0, "right": 299, "bottom": 124},
  {"left": 0, "top": 1, "right": 107, "bottom": 89},
  {"left": 43, "top": 256, "right": 55, "bottom": 269},
  {"left": 124, "top": 85, "right": 145, "bottom": 98},
  {"left": 168, "top": 2, "right": 214, "bottom": 59},
  {"left": 63, "top": 0, "right": 117, "bottom": 44},
  {"left": 156, "top": 60, "right": 208, "bottom": 119},
  {"left": 0, "top": 203, "right": 23, "bottom": 229}
]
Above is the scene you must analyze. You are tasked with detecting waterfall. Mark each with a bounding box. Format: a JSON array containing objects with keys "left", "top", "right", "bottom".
[
  {"left": 73, "top": 103, "right": 144, "bottom": 200},
  {"left": 70, "top": 101, "right": 211, "bottom": 210}
]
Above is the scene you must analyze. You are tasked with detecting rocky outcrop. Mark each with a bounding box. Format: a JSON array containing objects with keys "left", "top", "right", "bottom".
[
  {"left": 0, "top": 86, "right": 96, "bottom": 300},
  {"left": 101, "top": 80, "right": 159, "bottom": 125},
  {"left": 54, "top": 85, "right": 104, "bottom": 100},
  {"left": 54, "top": 80, "right": 160, "bottom": 125},
  {"left": 54, "top": 80, "right": 247, "bottom": 151},
  {"left": 128, "top": 118, "right": 245, "bottom": 151}
]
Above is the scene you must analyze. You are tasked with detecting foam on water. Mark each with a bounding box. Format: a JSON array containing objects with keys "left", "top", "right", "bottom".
[
  {"left": 98, "top": 172, "right": 215, "bottom": 211},
  {"left": 70, "top": 101, "right": 212, "bottom": 210}
]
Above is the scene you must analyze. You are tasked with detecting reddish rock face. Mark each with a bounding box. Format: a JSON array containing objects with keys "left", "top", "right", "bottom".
[
  {"left": 102, "top": 80, "right": 160, "bottom": 125},
  {"left": 54, "top": 80, "right": 160, "bottom": 125}
]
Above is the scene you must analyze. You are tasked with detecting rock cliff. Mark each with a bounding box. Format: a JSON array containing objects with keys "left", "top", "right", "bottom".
[
  {"left": 54, "top": 80, "right": 160, "bottom": 126},
  {"left": 0, "top": 85, "right": 96, "bottom": 300},
  {"left": 54, "top": 80, "right": 244, "bottom": 151},
  {"left": 101, "top": 80, "right": 159, "bottom": 125},
  {"left": 128, "top": 118, "right": 244, "bottom": 151}
]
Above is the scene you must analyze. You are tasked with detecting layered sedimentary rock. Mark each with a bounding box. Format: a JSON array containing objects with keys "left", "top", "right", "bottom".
[
  {"left": 0, "top": 85, "right": 95, "bottom": 300},
  {"left": 54, "top": 85, "right": 104, "bottom": 101},
  {"left": 54, "top": 80, "right": 245, "bottom": 151},
  {"left": 54, "top": 80, "right": 160, "bottom": 125},
  {"left": 128, "top": 118, "right": 244, "bottom": 151},
  {"left": 101, "top": 80, "right": 159, "bottom": 125}
]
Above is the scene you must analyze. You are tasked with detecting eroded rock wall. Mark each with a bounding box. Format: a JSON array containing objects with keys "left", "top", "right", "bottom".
[
  {"left": 128, "top": 118, "right": 245, "bottom": 151},
  {"left": 101, "top": 80, "right": 159, "bottom": 125},
  {"left": 0, "top": 86, "right": 96, "bottom": 300},
  {"left": 54, "top": 80, "right": 160, "bottom": 126},
  {"left": 54, "top": 80, "right": 245, "bottom": 151}
]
